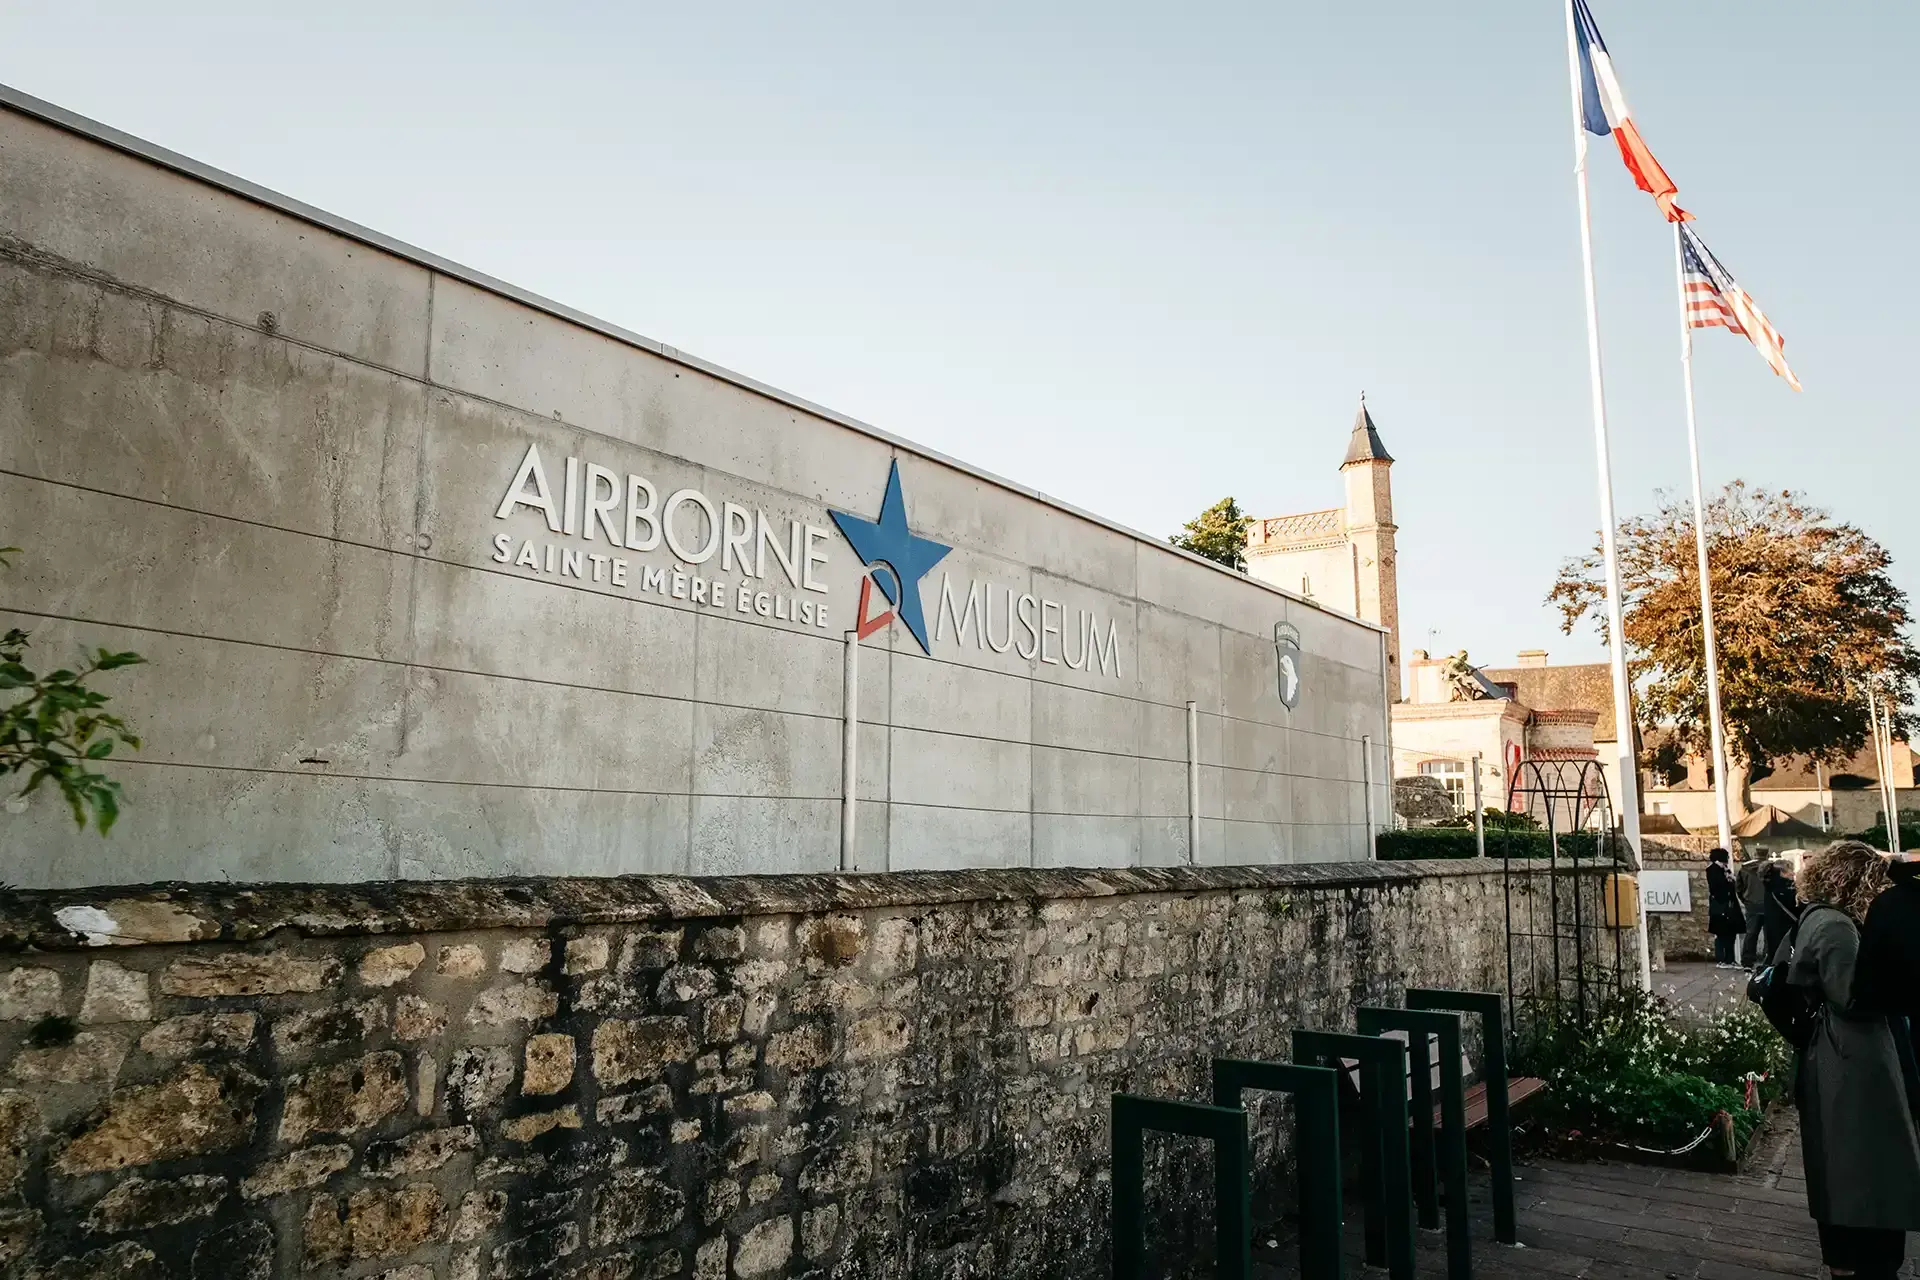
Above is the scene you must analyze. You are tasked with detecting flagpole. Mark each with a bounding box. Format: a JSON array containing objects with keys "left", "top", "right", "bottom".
[
  {"left": 1565, "top": 0, "right": 1651, "bottom": 992},
  {"left": 1671, "top": 225, "right": 1736, "bottom": 854}
]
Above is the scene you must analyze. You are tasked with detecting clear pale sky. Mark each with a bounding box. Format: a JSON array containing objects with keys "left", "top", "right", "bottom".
[{"left": 5, "top": 2, "right": 1911, "bottom": 679}]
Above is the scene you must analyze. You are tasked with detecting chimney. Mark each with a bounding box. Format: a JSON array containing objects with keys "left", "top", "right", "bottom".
[{"left": 1515, "top": 649, "right": 1549, "bottom": 668}]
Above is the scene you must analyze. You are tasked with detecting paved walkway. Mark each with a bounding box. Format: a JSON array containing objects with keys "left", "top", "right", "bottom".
[
  {"left": 1656, "top": 961, "right": 1750, "bottom": 1021},
  {"left": 1252, "top": 1110, "right": 1916, "bottom": 1280}
]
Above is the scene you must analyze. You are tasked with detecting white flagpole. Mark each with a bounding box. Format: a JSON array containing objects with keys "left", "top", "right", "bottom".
[
  {"left": 1565, "top": 0, "right": 1652, "bottom": 992},
  {"left": 1671, "top": 225, "right": 1736, "bottom": 854}
]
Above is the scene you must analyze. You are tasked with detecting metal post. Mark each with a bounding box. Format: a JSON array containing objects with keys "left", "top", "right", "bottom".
[
  {"left": 1295, "top": 1031, "right": 1415, "bottom": 1280},
  {"left": 1564, "top": 0, "right": 1651, "bottom": 993},
  {"left": 1212, "top": 1059, "right": 1344, "bottom": 1280},
  {"left": 840, "top": 630, "right": 859, "bottom": 872},
  {"left": 1111, "top": 1094, "right": 1252, "bottom": 1280},
  {"left": 1472, "top": 754, "right": 1486, "bottom": 859},
  {"left": 1360, "top": 1008, "right": 1472, "bottom": 1280},
  {"left": 1187, "top": 700, "right": 1201, "bottom": 865},
  {"left": 1408, "top": 989, "right": 1517, "bottom": 1244},
  {"left": 1362, "top": 734, "right": 1377, "bottom": 859}
]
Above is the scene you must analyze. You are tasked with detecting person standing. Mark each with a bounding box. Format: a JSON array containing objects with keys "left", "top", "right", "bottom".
[
  {"left": 1855, "top": 852, "right": 1920, "bottom": 1106},
  {"left": 1737, "top": 849, "right": 1771, "bottom": 969},
  {"left": 1705, "top": 848, "right": 1744, "bottom": 968},
  {"left": 1788, "top": 841, "right": 1920, "bottom": 1280},
  {"left": 1762, "top": 856, "right": 1799, "bottom": 969}
]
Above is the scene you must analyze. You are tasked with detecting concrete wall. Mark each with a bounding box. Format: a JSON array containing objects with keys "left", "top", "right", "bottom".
[
  {"left": 0, "top": 860, "right": 1541, "bottom": 1278},
  {"left": 0, "top": 95, "right": 1391, "bottom": 888}
]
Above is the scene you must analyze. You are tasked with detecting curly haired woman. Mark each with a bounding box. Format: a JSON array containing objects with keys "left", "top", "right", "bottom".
[{"left": 1787, "top": 841, "right": 1920, "bottom": 1279}]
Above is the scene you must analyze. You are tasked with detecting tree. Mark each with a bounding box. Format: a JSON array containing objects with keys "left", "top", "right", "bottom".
[
  {"left": 0, "top": 549, "right": 145, "bottom": 832},
  {"left": 1549, "top": 482, "right": 1920, "bottom": 814},
  {"left": 1170, "top": 497, "right": 1254, "bottom": 572}
]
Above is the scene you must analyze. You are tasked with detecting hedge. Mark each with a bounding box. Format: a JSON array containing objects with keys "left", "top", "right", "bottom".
[{"left": 1375, "top": 826, "right": 1617, "bottom": 861}]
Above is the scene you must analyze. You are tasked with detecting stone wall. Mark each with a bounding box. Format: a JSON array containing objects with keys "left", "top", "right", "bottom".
[{"left": 0, "top": 860, "right": 1613, "bottom": 1279}]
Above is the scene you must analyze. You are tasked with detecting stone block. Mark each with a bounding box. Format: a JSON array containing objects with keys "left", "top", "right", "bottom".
[
  {"left": 358, "top": 942, "right": 426, "bottom": 988},
  {"left": 590, "top": 1169, "right": 687, "bottom": 1247},
  {"left": 189, "top": 1220, "right": 275, "bottom": 1280},
  {"left": 565, "top": 935, "right": 611, "bottom": 974},
  {"left": 56, "top": 1063, "right": 263, "bottom": 1175},
  {"left": 500, "top": 938, "right": 551, "bottom": 974},
  {"left": 522, "top": 1033, "right": 576, "bottom": 1095},
  {"left": 468, "top": 980, "right": 560, "bottom": 1026},
  {"left": 78, "top": 963, "right": 150, "bottom": 1024},
  {"left": 23, "top": 1240, "right": 162, "bottom": 1279},
  {"left": 85, "top": 1174, "right": 228, "bottom": 1233},
  {"left": 732, "top": 1215, "right": 794, "bottom": 1277},
  {"left": 596, "top": 1084, "right": 672, "bottom": 1126},
  {"left": 158, "top": 952, "right": 339, "bottom": 998},
  {"left": 239, "top": 1144, "right": 352, "bottom": 1200},
  {"left": 271, "top": 998, "right": 386, "bottom": 1056},
  {"left": 364, "top": 1125, "right": 479, "bottom": 1178},
  {"left": 592, "top": 1017, "right": 695, "bottom": 1087},
  {"left": 0, "top": 1093, "right": 38, "bottom": 1197},
  {"left": 0, "top": 1208, "right": 38, "bottom": 1269},
  {"left": 656, "top": 964, "right": 719, "bottom": 1004},
  {"left": 10, "top": 1031, "right": 128, "bottom": 1085},
  {"left": 500, "top": 1105, "right": 582, "bottom": 1142},
  {"left": 697, "top": 995, "right": 745, "bottom": 1045},
  {"left": 393, "top": 996, "right": 448, "bottom": 1041},
  {"left": 447, "top": 1046, "right": 515, "bottom": 1113},
  {"left": 451, "top": 1190, "right": 508, "bottom": 1243},
  {"left": 801, "top": 1204, "right": 841, "bottom": 1260},
  {"left": 0, "top": 969, "right": 61, "bottom": 1021},
  {"left": 437, "top": 944, "right": 487, "bottom": 978},
  {"left": 304, "top": 1185, "right": 446, "bottom": 1265},
  {"left": 279, "top": 1051, "right": 407, "bottom": 1142},
  {"left": 490, "top": 1221, "right": 581, "bottom": 1278}
]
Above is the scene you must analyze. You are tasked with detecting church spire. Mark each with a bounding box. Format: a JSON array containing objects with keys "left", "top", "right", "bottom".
[{"left": 1342, "top": 394, "right": 1394, "bottom": 467}]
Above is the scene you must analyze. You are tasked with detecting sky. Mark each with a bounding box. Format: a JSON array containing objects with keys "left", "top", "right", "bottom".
[{"left": 4, "top": 1, "right": 1912, "bottom": 680}]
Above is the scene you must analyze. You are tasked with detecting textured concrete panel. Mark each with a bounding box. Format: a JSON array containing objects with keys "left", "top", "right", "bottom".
[
  {"left": 1133, "top": 603, "right": 1223, "bottom": 713},
  {"left": 0, "top": 473, "right": 413, "bottom": 662},
  {"left": 0, "top": 260, "right": 424, "bottom": 548},
  {"left": 0, "top": 111, "right": 431, "bottom": 372},
  {"left": 1030, "top": 680, "right": 1143, "bottom": 758},
  {"left": 395, "top": 669, "right": 694, "bottom": 793},
  {"left": 888, "top": 728, "right": 1030, "bottom": 813},
  {"left": 687, "top": 796, "right": 839, "bottom": 876},
  {"left": 1223, "top": 768, "right": 1292, "bottom": 826},
  {"left": 1031, "top": 747, "right": 1140, "bottom": 818},
  {"left": 1215, "top": 819, "right": 1292, "bottom": 867},
  {"left": 888, "top": 649, "right": 1029, "bottom": 741},
  {"left": 0, "top": 613, "right": 407, "bottom": 776},
  {"left": 691, "top": 704, "right": 867, "bottom": 801},
  {"left": 1031, "top": 815, "right": 1142, "bottom": 869},
  {"left": 886, "top": 805, "right": 1030, "bottom": 870},
  {"left": 406, "top": 558, "right": 699, "bottom": 701}
]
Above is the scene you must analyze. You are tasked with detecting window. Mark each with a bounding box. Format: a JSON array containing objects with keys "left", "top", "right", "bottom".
[{"left": 1418, "top": 759, "right": 1469, "bottom": 814}]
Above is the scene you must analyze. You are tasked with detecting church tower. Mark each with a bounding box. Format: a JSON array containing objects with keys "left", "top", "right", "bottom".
[
  {"left": 1242, "top": 396, "right": 1403, "bottom": 699},
  {"left": 1341, "top": 397, "right": 1400, "bottom": 699}
]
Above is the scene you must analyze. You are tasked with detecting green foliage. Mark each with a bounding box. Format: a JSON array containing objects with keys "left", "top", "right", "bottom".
[
  {"left": 1169, "top": 497, "right": 1254, "bottom": 572},
  {"left": 0, "top": 550, "right": 145, "bottom": 833},
  {"left": 1845, "top": 818, "right": 1920, "bottom": 852},
  {"left": 1515, "top": 986, "right": 1790, "bottom": 1149},
  {"left": 1375, "top": 824, "right": 1604, "bottom": 861}
]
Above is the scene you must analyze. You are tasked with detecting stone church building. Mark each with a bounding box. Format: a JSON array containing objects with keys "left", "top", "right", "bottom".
[{"left": 1245, "top": 399, "right": 1401, "bottom": 699}]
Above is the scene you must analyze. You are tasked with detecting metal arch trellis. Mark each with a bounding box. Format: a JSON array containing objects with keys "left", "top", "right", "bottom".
[{"left": 1499, "top": 756, "right": 1628, "bottom": 1041}]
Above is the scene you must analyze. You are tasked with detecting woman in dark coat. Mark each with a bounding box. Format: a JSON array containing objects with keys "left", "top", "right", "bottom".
[
  {"left": 1761, "top": 857, "right": 1799, "bottom": 967},
  {"left": 1787, "top": 841, "right": 1920, "bottom": 1280},
  {"left": 1855, "top": 853, "right": 1920, "bottom": 1104},
  {"left": 1704, "top": 848, "right": 1744, "bottom": 968}
]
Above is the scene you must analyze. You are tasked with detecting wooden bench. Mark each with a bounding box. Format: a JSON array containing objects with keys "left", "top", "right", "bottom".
[{"left": 1336, "top": 1034, "right": 1545, "bottom": 1131}]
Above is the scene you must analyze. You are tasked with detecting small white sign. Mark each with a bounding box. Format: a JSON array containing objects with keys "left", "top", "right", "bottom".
[{"left": 1640, "top": 870, "right": 1694, "bottom": 914}]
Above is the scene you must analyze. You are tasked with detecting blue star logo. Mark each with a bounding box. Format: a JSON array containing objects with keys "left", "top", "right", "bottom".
[{"left": 829, "top": 461, "right": 951, "bottom": 654}]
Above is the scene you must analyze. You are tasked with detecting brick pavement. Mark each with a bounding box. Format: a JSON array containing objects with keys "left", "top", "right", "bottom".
[{"left": 1251, "top": 1109, "right": 1916, "bottom": 1280}]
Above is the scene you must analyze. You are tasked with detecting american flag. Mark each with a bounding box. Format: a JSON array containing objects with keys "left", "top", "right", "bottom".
[{"left": 1679, "top": 225, "right": 1801, "bottom": 391}]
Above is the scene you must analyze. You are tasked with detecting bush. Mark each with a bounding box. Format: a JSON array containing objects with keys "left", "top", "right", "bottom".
[
  {"left": 1514, "top": 986, "right": 1788, "bottom": 1149},
  {"left": 1375, "top": 825, "right": 1615, "bottom": 862}
]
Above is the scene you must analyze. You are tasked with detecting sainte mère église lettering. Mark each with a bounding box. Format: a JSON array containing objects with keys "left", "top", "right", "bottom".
[{"left": 489, "top": 442, "right": 1123, "bottom": 678}]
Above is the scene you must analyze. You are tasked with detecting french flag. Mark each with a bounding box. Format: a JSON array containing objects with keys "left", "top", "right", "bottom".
[{"left": 1571, "top": 0, "right": 1692, "bottom": 223}]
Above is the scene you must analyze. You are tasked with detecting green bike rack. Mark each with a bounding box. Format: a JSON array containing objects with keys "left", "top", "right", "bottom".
[
  {"left": 1406, "top": 988, "right": 1517, "bottom": 1244},
  {"left": 1111, "top": 1093, "right": 1252, "bottom": 1279},
  {"left": 1211, "top": 1058, "right": 1344, "bottom": 1280},
  {"left": 1293, "top": 1030, "right": 1416, "bottom": 1280},
  {"left": 1358, "top": 1006, "right": 1472, "bottom": 1280}
]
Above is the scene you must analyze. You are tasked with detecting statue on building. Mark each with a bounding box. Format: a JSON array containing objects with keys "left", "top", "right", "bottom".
[{"left": 1441, "top": 650, "right": 1504, "bottom": 702}]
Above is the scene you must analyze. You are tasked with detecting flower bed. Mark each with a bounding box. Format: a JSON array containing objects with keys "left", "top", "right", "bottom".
[{"left": 1513, "top": 986, "right": 1790, "bottom": 1168}]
